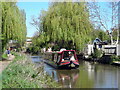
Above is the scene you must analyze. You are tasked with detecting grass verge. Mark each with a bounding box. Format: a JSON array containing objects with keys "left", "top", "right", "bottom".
[
  {"left": 1, "top": 53, "right": 8, "bottom": 60},
  {"left": 0, "top": 74, "right": 2, "bottom": 90},
  {"left": 2, "top": 52, "right": 60, "bottom": 88}
]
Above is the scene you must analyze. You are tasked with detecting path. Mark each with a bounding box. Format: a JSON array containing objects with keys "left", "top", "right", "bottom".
[
  {"left": 0, "top": 61, "right": 12, "bottom": 73},
  {"left": 0, "top": 55, "right": 15, "bottom": 74}
]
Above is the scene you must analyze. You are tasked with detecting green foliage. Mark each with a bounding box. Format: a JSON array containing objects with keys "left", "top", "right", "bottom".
[
  {"left": 32, "top": 2, "right": 93, "bottom": 52},
  {"left": 0, "top": 34, "right": 4, "bottom": 40},
  {"left": 112, "top": 29, "right": 119, "bottom": 41},
  {"left": 0, "top": 2, "right": 1, "bottom": 39},
  {"left": 92, "top": 49, "right": 103, "bottom": 59},
  {"left": 2, "top": 52, "right": 60, "bottom": 88},
  {"left": 52, "top": 45, "right": 60, "bottom": 51},
  {"left": 26, "top": 46, "right": 40, "bottom": 54},
  {"left": 91, "top": 29, "right": 109, "bottom": 41},
  {"left": 1, "top": 2, "right": 27, "bottom": 51},
  {"left": 0, "top": 74, "right": 2, "bottom": 90},
  {"left": 111, "top": 55, "right": 120, "bottom": 62},
  {"left": 2, "top": 53, "right": 8, "bottom": 60}
]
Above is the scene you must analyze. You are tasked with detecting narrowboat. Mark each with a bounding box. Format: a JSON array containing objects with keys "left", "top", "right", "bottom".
[{"left": 43, "top": 50, "right": 79, "bottom": 69}]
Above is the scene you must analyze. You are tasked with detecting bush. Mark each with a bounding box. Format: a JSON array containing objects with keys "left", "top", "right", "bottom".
[
  {"left": 111, "top": 55, "right": 120, "bottom": 62},
  {"left": 92, "top": 49, "right": 103, "bottom": 59},
  {"left": 2, "top": 53, "right": 8, "bottom": 60},
  {"left": 26, "top": 46, "right": 40, "bottom": 54},
  {"left": 118, "top": 56, "right": 120, "bottom": 59},
  {"left": 52, "top": 45, "right": 60, "bottom": 51}
]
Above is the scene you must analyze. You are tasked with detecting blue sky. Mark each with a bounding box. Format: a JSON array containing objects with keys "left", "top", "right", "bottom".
[
  {"left": 17, "top": 2, "right": 117, "bottom": 37},
  {"left": 17, "top": 2, "right": 49, "bottom": 37}
]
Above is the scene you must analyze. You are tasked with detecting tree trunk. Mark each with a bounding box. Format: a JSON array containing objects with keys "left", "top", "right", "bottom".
[{"left": 115, "top": 29, "right": 119, "bottom": 45}]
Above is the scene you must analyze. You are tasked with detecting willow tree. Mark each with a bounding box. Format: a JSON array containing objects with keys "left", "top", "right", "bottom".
[
  {"left": 1, "top": 2, "right": 27, "bottom": 51},
  {"left": 32, "top": 2, "right": 93, "bottom": 51},
  {"left": 0, "top": 2, "right": 2, "bottom": 56}
]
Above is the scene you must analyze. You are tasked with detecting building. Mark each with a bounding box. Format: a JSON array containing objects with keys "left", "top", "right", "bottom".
[{"left": 26, "top": 39, "right": 32, "bottom": 47}]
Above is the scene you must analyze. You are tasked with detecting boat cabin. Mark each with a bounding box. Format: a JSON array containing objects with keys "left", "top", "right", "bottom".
[{"left": 44, "top": 50, "right": 79, "bottom": 68}]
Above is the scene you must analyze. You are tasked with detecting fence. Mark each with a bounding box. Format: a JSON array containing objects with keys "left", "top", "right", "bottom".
[
  {"left": 103, "top": 45, "right": 116, "bottom": 55},
  {"left": 86, "top": 44, "right": 120, "bottom": 56}
]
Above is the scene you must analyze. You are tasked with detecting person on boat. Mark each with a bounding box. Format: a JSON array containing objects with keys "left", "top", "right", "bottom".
[
  {"left": 43, "top": 48, "right": 46, "bottom": 53},
  {"left": 68, "top": 52, "right": 75, "bottom": 61},
  {"left": 60, "top": 48, "right": 66, "bottom": 52},
  {"left": 70, "top": 55, "right": 75, "bottom": 60},
  {"left": 47, "top": 47, "right": 52, "bottom": 52},
  {"left": 69, "top": 54, "right": 75, "bottom": 61}
]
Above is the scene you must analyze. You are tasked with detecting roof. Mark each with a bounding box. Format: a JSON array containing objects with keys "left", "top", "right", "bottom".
[
  {"left": 46, "top": 50, "right": 76, "bottom": 54},
  {"left": 26, "top": 39, "right": 32, "bottom": 42}
]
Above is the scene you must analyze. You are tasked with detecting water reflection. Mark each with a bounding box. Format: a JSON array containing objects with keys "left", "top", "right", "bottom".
[
  {"left": 79, "top": 61, "right": 119, "bottom": 88},
  {"left": 44, "top": 64, "right": 79, "bottom": 88},
  {"left": 32, "top": 56, "right": 120, "bottom": 88},
  {"left": 56, "top": 70, "right": 79, "bottom": 88}
]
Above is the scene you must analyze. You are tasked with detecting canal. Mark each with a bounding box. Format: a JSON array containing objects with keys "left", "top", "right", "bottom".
[{"left": 31, "top": 56, "right": 120, "bottom": 88}]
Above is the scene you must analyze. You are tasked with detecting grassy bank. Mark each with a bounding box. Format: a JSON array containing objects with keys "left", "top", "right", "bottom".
[
  {"left": 0, "top": 74, "right": 2, "bottom": 90},
  {"left": 1, "top": 53, "right": 8, "bottom": 60},
  {"left": 2, "top": 52, "right": 60, "bottom": 88},
  {"left": 111, "top": 55, "right": 120, "bottom": 62}
]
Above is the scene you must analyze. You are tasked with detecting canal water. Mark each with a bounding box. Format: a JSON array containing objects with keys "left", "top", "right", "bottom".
[{"left": 31, "top": 56, "right": 120, "bottom": 88}]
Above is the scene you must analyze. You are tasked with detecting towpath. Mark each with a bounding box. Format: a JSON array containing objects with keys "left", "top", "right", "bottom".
[{"left": 0, "top": 55, "right": 15, "bottom": 74}]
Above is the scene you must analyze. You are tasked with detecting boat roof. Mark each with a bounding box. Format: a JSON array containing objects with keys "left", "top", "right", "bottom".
[{"left": 46, "top": 50, "right": 76, "bottom": 54}]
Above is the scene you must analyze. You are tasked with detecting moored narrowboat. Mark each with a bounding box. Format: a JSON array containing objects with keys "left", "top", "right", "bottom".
[{"left": 43, "top": 50, "right": 79, "bottom": 69}]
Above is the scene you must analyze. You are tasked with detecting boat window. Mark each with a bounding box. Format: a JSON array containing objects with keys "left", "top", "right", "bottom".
[
  {"left": 52, "top": 54, "right": 54, "bottom": 61},
  {"left": 63, "top": 51, "right": 75, "bottom": 60},
  {"left": 54, "top": 54, "right": 57, "bottom": 62},
  {"left": 57, "top": 54, "right": 61, "bottom": 63}
]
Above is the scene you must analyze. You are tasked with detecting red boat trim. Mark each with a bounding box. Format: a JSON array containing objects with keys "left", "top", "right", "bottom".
[
  {"left": 60, "top": 62, "right": 70, "bottom": 65},
  {"left": 73, "top": 61, "right": 79, "bottom": 65}
]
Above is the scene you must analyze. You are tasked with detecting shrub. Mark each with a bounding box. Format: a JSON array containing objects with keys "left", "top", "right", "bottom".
[
  {"left": 26, "top": 46, "right": 40, "bottom": 54},
  {"left": 92, "top": 49, "right": 103, "bottom": 59},
  {"left": 111, "top": 55, "right": 120, "bottom": 62},
  {"left": 2, "top": 53, "right": 8, "bottom": 60}
]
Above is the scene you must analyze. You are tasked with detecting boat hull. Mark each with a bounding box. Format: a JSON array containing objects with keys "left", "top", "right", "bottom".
[
  {"left": 44, "top": 60, "right": 79, "bottom": 69},
  {"left": 58, "top": 61, "right": 79, "bottom": 69}
]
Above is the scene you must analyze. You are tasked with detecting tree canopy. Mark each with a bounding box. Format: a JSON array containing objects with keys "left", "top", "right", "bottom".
[
  {"left": 91, "top": 29, "right": 109, "bottom": 42},
  {"left": 0, "top": 2, "right": 27, "bottom": 51},
  {"left": 32, "top": 2, "right": 94, "bottom": 52}
]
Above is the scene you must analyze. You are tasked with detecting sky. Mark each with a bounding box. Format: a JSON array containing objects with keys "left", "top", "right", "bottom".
[
  {"left": 17, "top": 2, "right": 119, "bottom": 37},
  {"left": 17, "top": 2, "right": 49, "bottom": 37}
]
